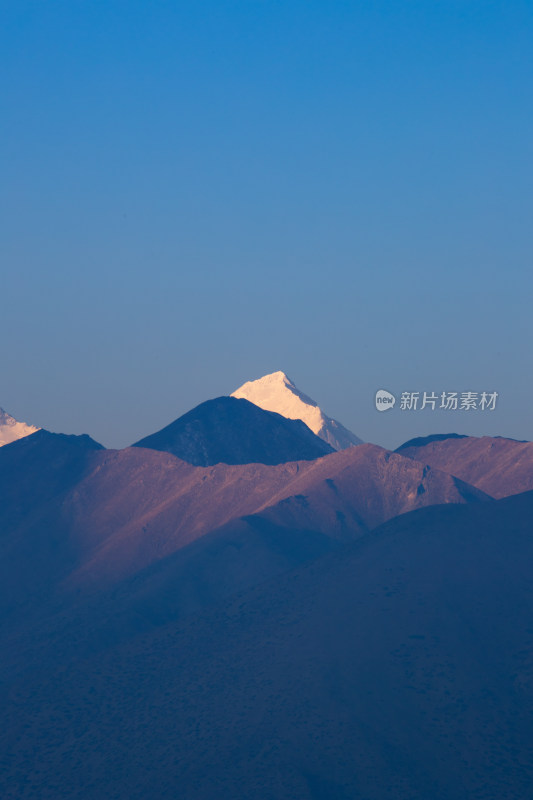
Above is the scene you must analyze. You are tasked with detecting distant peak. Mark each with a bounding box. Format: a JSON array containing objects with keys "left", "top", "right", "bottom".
[
  {"left": 232, "top": 371, "right": 316, "bottom": 408},
  {"left": 131, "top": 394, "right": 332, "bottom": 465},
  {"left": 253, "top": 370, "right": 293, "bottom": 385},
  {"left": 396, "top": 433, "right": 469, "bottom": 452},
  {"left": 231, "top": 372, "right": 363, "bottom": 450},
  {"left": 0, "top": 406, "right": 40, "bottom": 447}
]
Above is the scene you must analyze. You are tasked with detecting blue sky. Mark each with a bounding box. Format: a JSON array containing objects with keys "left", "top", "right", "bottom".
[{"left": 2, "top": 1, "right": 532, "bottom": 449}]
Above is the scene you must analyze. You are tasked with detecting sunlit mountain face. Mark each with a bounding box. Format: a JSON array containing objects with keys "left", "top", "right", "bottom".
[
  {"left": 0, "top": 407, "right": 39, "bottom": 447},
  {"left": 232, "top": 371, "right": 363, "bottom": 450}
]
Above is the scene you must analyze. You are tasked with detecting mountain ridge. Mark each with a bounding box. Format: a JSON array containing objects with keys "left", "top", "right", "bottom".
[
  {"left": 396, "top": 433, "right": 533, "bottom": 498},
  {"left": 231, "top": 370, "right": 363, "bottom": 450},
  {"left": 132, "top": 395, "right": 334, "bottom": 466}
]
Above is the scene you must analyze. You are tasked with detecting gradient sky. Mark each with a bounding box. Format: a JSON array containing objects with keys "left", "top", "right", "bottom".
[{"left": 2, "top": 1, "right": 532, "bottom": 450}]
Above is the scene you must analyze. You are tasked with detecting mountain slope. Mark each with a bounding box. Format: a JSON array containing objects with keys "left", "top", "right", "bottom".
[
  {"left": 0, "top": 437, "right": 488, "bottom": 643},
  {"left": 0, "top": 407, "right": 39, "bottom": 446},
  {"left": 396, "top": 433, "right": 533, "bottom": 498},
  {"left": 131, "top": 396, "right": 334, "bottom": 466},
  {"left": 0, "top": 430, "right": 104, "bottom": 614},
  {"left": 2, "top": 491, "right": 533, "bottom": 799},
  {"left": 246, "top": 443, "right": 487, "bottom": 538},
  {"left": 62, "top": 443, "right": 488, "bottom": 635},
  {"left": 231, "top": 371, "right": 363, "bottom": 450}
]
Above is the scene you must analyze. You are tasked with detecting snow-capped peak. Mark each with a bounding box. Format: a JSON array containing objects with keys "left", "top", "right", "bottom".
[
  {"left": 231, "top": 371, "right": 363, "bottom": 451},
  {"left": 0, "top": 408, "right": 40, "bottom": 447}
]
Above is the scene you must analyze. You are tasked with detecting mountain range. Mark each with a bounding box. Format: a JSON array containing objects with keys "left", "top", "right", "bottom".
[
  {"left": 1, "top": 373, "right": 533, "bottom": 799},
  {"left": 5, "top": 490, "right": 531, "bottom": 800}
]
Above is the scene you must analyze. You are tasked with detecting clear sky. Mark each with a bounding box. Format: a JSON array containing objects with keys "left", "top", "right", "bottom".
[{"left": 2, "top": 1, "right": 532, "bottom": 450}]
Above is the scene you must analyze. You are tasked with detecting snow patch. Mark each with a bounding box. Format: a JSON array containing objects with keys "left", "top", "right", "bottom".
[
  {"left": 0, "top": 408, "right": 40, "bottom": 447},
  {"left": 231, "top": 371, "right": 363, "bottom": 451}
]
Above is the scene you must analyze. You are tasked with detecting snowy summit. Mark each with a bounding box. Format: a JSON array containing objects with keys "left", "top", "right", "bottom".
[
  {"left": 231, "top": 371, "right": 363, "bottom": 451},
  {"left": 0, "top": 408, "right": 40, "bottom": 447}
]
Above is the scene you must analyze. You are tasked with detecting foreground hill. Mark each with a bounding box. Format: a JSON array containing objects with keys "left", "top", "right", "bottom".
[
  {"left": 2, "top": 490, "right": 532, "bottom": 799},
  {"left": 132, "top": 396, "right": 335, "bottom": 465},
  {"left": 396, "top": 433, "right": 533, "bottom": 498},
  {"left": 231, "top": 370, "right": 363, "bottom": 449}
]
